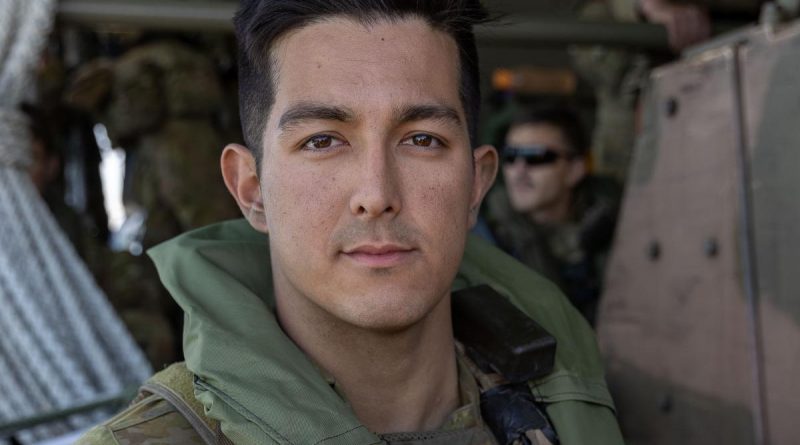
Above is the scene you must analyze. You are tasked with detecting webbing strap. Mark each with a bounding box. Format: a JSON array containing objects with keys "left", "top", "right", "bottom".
[{"left": 143, "top": 363, "right": 218, "bottom": 444}]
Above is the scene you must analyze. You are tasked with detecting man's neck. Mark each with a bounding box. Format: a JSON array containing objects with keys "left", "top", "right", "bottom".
[
  {"left": 527, "top": 192, "right": 573, "bottom": 226},
  {"left": 275, "top": 292, "right": 460, "bottom": 434}
]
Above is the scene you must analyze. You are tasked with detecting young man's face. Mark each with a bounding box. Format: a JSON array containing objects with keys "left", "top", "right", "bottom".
[{"left": 225, "top": 17, "right": 497, "bottom": 331}]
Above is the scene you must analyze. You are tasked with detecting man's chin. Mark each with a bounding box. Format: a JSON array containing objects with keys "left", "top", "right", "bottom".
[{"left": 328, "top": 289, "right": 448, "bottom": 334}]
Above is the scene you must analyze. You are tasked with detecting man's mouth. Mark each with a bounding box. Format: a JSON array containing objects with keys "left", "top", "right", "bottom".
[
  {"left": 341, "top": 244, "right": 416, "bottom": 268},
  {"left": 511, "top": 178, "right": 534, "bottom": 189}
]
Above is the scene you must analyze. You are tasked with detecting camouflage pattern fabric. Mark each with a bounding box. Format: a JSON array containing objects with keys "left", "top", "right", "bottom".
[
  {"left": 66, "top": 40, "right": 240, "bottom": 245},
  {"left": 572, "top": 0, "right": 763, "bottom": 182},
  {"left": 78, "top": 345, "right": 565, "bottom": 445},
  {"left": 79, "top": 357, "right": 498, "bottom": 445},
  {"left": 86, "top": 395, "right": 205, "bottom": 445},
  {"left": 65, "top": 40, "right": 241, "bottom": 367},
  {"left": 569, "top": 1, "right": 651, "bottom": 183},
  {"left": 486, "top": 176, "right": 621, "bottom": 325}
]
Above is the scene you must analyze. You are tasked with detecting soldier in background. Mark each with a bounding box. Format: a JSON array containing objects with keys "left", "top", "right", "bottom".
[
  {"left": 487, "top": 105, "right": 621, "bottom": 325},
  {"left": 65, "top": 39, "right": 241, "bottom": 367},
  {"left": 67, "top": 39, "right": 241, "bottom": 247},
  {"left": 572, "top": 0, "right": 763, "bottom": 182}
]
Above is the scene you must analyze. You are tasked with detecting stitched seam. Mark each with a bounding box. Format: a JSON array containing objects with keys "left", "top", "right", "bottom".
[
  {"left": 314, "top": 425, "right": 380, "bottom": 445},
  {"left": 104, "top": 425, "right": 123, "bottom": 445},
  {"left": 108, "top": 395, "right": 174, "bottom": 431},
  {"left": 380, "top": 427, "right": 483, "bottom": 441},
  {"left": 194, "top": 379, "right": 293, "bottom": 445}
]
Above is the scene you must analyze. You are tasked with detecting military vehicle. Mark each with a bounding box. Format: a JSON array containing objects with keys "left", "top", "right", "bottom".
[{"left": 598, "top": 4, "right": 800, "bottom": 444}]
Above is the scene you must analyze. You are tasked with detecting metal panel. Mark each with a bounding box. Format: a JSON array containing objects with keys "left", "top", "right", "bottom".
[
  {"left": 55, "top": 0, "right": 673, "bottom": 49},
  {"left": 600, "top": 20, "right": 800, "bottom": 445},
  {"left": 598, "top": 45, "right": 756, "bottom": 445},
  {"left": 741, "top": 22, "right": 800, "bottom": 445}
]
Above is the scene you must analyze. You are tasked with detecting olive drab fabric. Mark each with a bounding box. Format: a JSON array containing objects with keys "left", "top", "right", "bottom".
[
  {"left": 76, "top": 363, "right": 228, "bottom": 445},
  {"left": 65, "top": 40, "right": 241, "bottom": 245},
  {"left": 81, "top": 350, "right": 562, "bottom": 444},
  {"left": 78, "top": 353, "right": 503, "bottom": 444},
  {"left": 78, "top": 219, "right": 623, "bottom": 445}
]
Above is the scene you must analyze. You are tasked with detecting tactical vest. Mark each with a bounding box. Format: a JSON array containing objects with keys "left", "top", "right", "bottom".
[{"left": 98, "top": 355, "right": 557, "bottom": 445}]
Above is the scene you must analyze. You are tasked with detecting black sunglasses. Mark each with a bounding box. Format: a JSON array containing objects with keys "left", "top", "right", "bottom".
[{"left": 502, "top": 145, "right": 574, "bottom": 166}]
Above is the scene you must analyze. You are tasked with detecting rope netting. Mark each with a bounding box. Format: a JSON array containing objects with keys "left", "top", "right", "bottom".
[{"left": 0, "top": 1, "right": 151, "bottom": 442}]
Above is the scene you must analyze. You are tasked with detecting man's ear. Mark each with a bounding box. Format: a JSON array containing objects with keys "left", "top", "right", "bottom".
[
  {"left": 567, "top": 157, "right": 588, "bottom": 188},
  {"left": 468, "top": 145, "right": 499, "bottom": 227},
  {"left": 220, "top": 143, "right": 268, "bottom": 233}
]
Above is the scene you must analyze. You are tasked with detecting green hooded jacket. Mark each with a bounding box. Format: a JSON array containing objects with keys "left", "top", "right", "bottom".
[{"left": 79, "top": 219, "right": 623, "bottom": 444}]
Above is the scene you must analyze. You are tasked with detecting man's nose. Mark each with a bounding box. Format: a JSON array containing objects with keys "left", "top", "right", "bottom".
[{"left": 349, "top": 147, "right": 402, "bottom": 219}]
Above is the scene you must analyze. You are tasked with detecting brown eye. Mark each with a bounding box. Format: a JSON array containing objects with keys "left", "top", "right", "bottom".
[
  {"left": 402, "top": 133, "right": 444, "bottom": 149},
  {"left": 413, "top": 134, "right": 433, "bottom": 147},
  {"left": 303, "top": 134, "right": 345, "bottom": 151}
]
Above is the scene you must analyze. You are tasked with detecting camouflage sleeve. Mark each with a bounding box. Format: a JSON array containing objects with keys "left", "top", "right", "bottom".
[{"left": 73, "top": 394, "right": 206, "bottom": 444}]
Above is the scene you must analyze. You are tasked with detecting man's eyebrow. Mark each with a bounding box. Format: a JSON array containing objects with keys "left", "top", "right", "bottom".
[
  {"left": 395, "top": 104, "right": 463, "bottom": 128},
  {"left": 278, "top": 102, "right": 356, "bottom": 131}
]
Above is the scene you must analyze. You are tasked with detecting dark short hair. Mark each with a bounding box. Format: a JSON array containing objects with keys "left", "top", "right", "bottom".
[
  {"left": 509, "top": 105, "right": 589, "bottom": 157},
  {"left": 234, "top": 0, "right": 490, "bottom": 163}
]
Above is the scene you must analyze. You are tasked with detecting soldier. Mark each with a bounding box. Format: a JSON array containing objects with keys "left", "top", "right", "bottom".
[
  {"left": 486, "top": 106, "right": 621, "bottom": 325},
  {"left": 66, "top": 40, "right": 242, "bottom": 366},
  {"left": 78, "top": 1, "right": 624, "bottom": 444},
  {"left": 572, "top": 0, "right": 763, "bottom": 182}
]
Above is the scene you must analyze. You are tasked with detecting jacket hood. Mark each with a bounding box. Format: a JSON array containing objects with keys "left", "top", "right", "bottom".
[{"left": 148, "top": 219, "right": 613, "bottom": 445}]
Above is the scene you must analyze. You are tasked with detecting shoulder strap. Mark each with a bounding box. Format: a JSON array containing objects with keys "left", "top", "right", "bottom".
[
  {"left": 457, "top": 344, "right": 559, "bottom": 445},
  {"left": 140, "top": 362, "right": 227, "bottom": 445}
]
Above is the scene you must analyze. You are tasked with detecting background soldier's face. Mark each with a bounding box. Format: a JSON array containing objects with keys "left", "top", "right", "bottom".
[
  {"left": 255, "top": 17, "right": 495, "bottom": 330},
  {"left": 502, "top": 123, "right": 581, "bottom": 218}
]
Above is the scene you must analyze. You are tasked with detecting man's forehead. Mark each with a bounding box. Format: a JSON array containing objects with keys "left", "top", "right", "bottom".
[
  {"left": 272, "top": 14, "right": 457, "bottom": 55},
  {"left": 267, "top": 16, "right": 463, "bottom": 117}
]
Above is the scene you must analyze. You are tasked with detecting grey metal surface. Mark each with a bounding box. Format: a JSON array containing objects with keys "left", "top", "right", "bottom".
[
  {"left": 730, "top": 41, "right": 768, "bottom": 445},
  {"left": 600, "top": 19, "right": 800, "bottom": 445},
  {"left": 741, "top": 22, "right": 800, "bottom": 445}
]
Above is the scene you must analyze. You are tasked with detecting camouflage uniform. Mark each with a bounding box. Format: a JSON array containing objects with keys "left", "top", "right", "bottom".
[
  {"left": 77, "top": 219, "right": 624, "bottom": 445},
  {"left": 65, "top": 41, "right": 241, "bottom": 367},
  {"left": 80, "top": 354, "right": 509, "bottom": 445},
  {"left": 571, "top": 0, "right": 763, "bottom": 182},
  {"left": 486, "top": 176, "right": 621, "bottom": 325}
]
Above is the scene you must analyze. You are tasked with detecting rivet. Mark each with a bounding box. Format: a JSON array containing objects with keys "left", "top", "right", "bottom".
[
  {"left": 659, "top": 394, "right": 674, "bottom": 413},
  {"left": 666, "top": 97, "right": 679, "bottom": 117},
  {"left": 705, "top": 238, "right": 719, "bottom": 257},
  {"left": 648, "top": 241, "right": 661, "bottom": 261}
]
